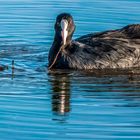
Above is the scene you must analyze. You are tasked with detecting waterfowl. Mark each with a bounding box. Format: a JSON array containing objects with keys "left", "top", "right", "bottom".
[{"left": 48, "top": 13, "right": 140, "bottom": 70}]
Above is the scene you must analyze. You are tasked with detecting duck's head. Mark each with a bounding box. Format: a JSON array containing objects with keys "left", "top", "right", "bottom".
[
  {"left": 48, "top": 13, "right": 75, "bottom": 69},
  {"left": 54, "top": 13, "right": 75, "bottom": 46}
]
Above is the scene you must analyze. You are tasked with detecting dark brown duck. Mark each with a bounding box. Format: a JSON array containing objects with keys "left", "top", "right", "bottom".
[{"left": 48, "top": 13, "right": 140, "bottom": 70}]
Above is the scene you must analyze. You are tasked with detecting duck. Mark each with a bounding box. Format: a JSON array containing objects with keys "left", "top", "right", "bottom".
[{"left": 48, "top": 13, "right": 140, "bottom": 70}]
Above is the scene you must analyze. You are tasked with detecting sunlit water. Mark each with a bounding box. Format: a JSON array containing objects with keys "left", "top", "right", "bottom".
[{"left": 0, "top": 0, "right": 140, "bottom": 139}]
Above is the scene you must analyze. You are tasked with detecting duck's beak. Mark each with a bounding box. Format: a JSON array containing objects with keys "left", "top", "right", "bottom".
[{"left": 61, "top": 19, "right": 68, "bottom": 45}]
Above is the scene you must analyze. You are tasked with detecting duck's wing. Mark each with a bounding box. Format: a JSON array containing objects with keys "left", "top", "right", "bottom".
[{"left": 66, "top": 25, "right": 140, "bottom": 69}]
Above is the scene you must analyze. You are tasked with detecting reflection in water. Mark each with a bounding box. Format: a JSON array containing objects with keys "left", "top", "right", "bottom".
[
  {"left": 48, "top": 71, "right": 71, "bottom": 116},
  {"left": 48, "top": 69, "right": 140, "bottom": 117}
]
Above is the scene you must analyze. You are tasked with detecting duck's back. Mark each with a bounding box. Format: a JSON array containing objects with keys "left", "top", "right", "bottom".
[
  {"left": 63, "top": 24, "right": 140, "bottom": 69},
  {"left": 77, "top": 24, "right": 140, "bottom": 43}
]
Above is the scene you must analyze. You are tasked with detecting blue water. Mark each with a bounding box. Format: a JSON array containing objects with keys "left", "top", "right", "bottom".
[{"left": 0, "top": 0, "right": 140, "bottom": 139}]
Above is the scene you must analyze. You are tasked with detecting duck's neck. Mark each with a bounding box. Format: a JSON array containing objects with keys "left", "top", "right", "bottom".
[{"left": 49, "top": 35, "right": 72, "bottom": 67}]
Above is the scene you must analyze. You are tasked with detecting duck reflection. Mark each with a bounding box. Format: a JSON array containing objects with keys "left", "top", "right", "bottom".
[
  {"left": 48, "top": 69, "right": 140, "bottom": 117},
  {"left": 48, "top": 70, "right": 71, "bottom": 115}
]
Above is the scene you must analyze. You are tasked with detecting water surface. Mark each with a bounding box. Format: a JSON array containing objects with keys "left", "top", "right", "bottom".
[{"left": 0, "top": 0, "right": 140, "bottom": 139}]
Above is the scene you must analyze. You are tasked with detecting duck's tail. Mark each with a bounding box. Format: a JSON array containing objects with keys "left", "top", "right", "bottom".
[{"left": 121, "top": 24, "right": 140, "bottom": 38}]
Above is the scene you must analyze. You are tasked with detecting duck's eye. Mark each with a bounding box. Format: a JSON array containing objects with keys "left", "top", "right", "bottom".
[
  {"left": 55, "top": 22, "right": 61, "bottom": 29},
  {"left": 57, "top": 22, "right": 60, "bottom": 26}
]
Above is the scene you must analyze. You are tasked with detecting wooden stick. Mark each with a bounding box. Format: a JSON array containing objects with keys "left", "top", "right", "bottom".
[{"left": 12, "top": 60, "right": 14, "bottom": 79}]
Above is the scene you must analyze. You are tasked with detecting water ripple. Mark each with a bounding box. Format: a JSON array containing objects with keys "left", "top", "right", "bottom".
[{"left": 0, "top": 0, "right": 140, "bottom": 139}]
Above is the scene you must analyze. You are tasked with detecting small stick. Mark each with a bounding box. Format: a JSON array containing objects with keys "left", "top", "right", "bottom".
[
  {"left": 12, "top": 60, "right": 14, "bottom": 79},
  {"left": 48, "top": 45, "right": 64, "bottom": 70}
]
